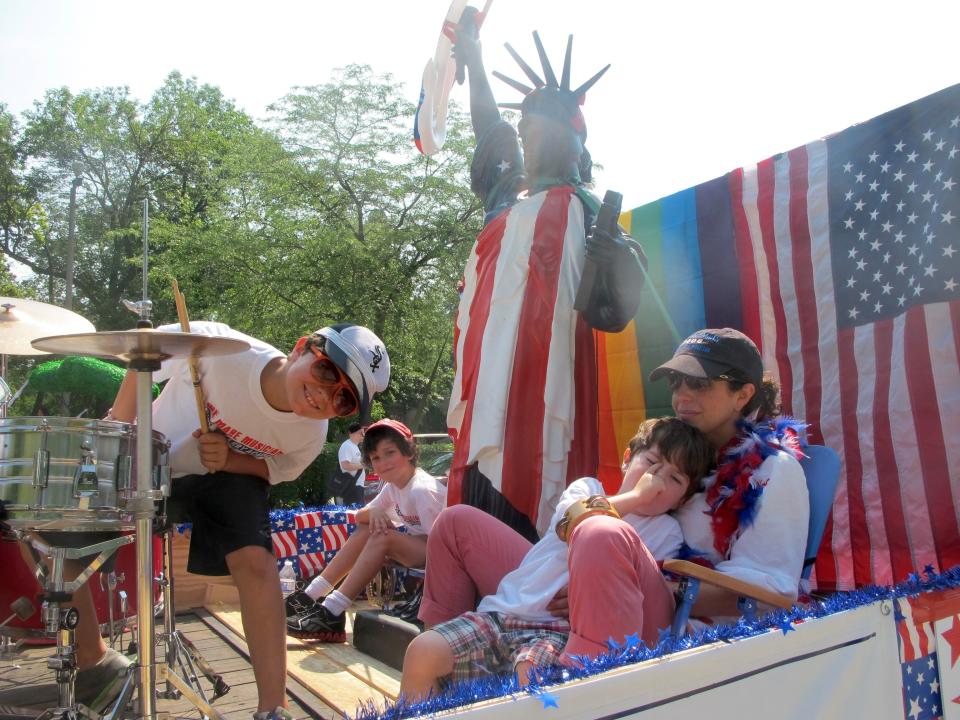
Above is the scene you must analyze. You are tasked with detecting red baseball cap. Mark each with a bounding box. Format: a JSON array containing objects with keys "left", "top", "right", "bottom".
[{"left": 365, "top": 418, "right": 413, "bottom": 441}]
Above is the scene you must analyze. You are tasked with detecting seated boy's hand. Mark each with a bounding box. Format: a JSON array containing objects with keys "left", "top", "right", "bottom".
[
  {"left": 193, "top": 430, "right": 230, "bottom": 473},
  {"left": 367, "top": 507, "right": 393, "bottom": 535}
]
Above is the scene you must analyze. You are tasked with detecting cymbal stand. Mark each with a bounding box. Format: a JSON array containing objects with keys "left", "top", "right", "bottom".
[
  {"left": 18, "top": 531, "right": 135, "bottom": 719},
  {"left": 126, "top": 349, "right": 164, "bottom": 720}
]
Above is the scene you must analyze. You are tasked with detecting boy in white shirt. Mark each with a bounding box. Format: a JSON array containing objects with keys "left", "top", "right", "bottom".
[
  {"left": 400, "top": 417, "right": 714, "bottom": 698},
  {"left": 287, "top": 419, "right": 446, "bottom": 642}
]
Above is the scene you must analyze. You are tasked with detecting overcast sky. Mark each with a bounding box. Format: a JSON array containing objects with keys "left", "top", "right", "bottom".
[{"left": 2, "top": 0, "right": 958, "bottom": 208}]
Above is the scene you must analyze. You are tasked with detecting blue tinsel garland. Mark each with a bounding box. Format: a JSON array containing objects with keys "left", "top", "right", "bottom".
[{"left": 353, "top": 564, "right": 960, "bottom": 720}]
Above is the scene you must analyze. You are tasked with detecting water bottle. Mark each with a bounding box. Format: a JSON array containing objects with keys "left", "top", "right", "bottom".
[{"left": 279, "top": 560, "right": 297, "bottom": 598}]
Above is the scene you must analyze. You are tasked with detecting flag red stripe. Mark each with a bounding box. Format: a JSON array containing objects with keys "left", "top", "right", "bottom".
[
  {"left": 837, "top": 328, "right": 873, "bottom": 586},
  {"left": 871, "top": 320, "right": 914, "bottom": 580},
  {"left": 446, "top": 213, "right": 508, "bottom": 505},
  {"left": 500, "top": 188, "right": 571, "bottom": 524},
  {"left": 903, "top": 306, "right": 960, "bottom": 571},
  {"left": 756, "top": 158, "right": 793, "bottom": 407},
  {"left": 728, "top": 169, "right": 763, "bottom": 343},
  {"left": 565, "top": 315, "right": 599, "bottom": 485}
]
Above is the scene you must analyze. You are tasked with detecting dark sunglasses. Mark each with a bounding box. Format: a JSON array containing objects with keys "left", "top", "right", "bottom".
[
  {"left": 306, "top": 347, "right": 359, "bottom": 417},
  {"left": 666, "top": 371, "right": 739, "bottom": 393}
]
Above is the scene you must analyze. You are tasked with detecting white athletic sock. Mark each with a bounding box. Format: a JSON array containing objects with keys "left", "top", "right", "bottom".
[
  {"left": 321, "top": 589, "right": 351, "bottom": 617},
  {"left": 304, "top": 576, "right": 334, "bottom": 601}
]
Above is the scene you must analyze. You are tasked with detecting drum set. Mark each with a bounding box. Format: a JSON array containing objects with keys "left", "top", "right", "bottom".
[{"left": 0, "top": 296, "right": 248, "bottom": 720}]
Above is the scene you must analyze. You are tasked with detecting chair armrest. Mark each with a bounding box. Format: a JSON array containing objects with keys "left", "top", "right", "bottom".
[{"left": 662, "top": 559, "right": 794, "bottom": 611}]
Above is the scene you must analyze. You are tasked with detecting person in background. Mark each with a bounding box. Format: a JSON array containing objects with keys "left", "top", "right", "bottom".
[{"left": 338, "top": 422, "right": 366, "bottom": 505}]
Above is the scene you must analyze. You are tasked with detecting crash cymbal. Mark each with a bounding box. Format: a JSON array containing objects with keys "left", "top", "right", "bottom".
[
  {"left": 0, "top": 297, "right": 96, "bottom": 356},
  {"left": 31, "top": 330, "right": 250, "bottom": 364}
]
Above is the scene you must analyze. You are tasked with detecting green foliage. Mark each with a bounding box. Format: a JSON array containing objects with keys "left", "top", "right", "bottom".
[
  {"left": 2, "top": 66, "right": 481, "bottom": 503},
  {"left": 269, "top": 448, "right": 339, "bottom": 509}
]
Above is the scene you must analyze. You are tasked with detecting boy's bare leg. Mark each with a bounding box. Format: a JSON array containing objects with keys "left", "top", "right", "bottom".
[
  {"left": 400, "top": 629, "right": 454, "bottom": 703},
  {"left": 226, "top": 545, "right": 287, "bottom": 712},
  {"left": 336, "top": 532, "right": 427, "bottom": 600},
  {"left": 311, "top": 525, "right": 371, "bottom": 589}
]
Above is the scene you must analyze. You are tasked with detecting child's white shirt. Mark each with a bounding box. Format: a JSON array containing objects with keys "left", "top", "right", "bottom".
[
  {"left": 478, "top": 477, "right": 682, "bottom": 622},
  {"left": 364, "top": 467, "right": 447, "bottom": 536}
]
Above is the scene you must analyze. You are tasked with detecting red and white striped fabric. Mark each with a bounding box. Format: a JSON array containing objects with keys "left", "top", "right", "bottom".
[
  {"left": 271, "top": 530, "right": 297, "bottom": 558},
  {"left": 294, "top": 511, "right": 324, "bottom": 530},
  {"left": 298, "top": 552, "right": 327, "bottom": 577},
  {"left": 897, "top": 597, "right": 939, "bottom": 663},
  {"left": 446, "top": 186, "right": 597, "bottom": 533},
  {"left": 729, "top": 90, "right": 960, "bottom": 590},
  {"left": 322, "top": 523, "right": 350, "bottom": 551}
]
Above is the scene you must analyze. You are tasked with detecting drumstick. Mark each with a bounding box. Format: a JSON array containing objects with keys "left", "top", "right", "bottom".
[{"left": 171, "top": 279, "right": 209, "bottom": 433}]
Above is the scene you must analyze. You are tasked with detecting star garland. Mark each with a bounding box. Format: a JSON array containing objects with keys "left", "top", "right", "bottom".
[{"left": 352, "top": 564, "right": 960, "bottom": 720}]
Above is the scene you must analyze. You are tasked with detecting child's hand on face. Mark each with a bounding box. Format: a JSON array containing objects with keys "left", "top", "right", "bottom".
[{"left": 633, "top": 463, "right": 666, "bottom": 503}]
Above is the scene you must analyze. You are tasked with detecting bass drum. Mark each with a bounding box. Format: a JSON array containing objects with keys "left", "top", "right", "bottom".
[{"left": 0, "top": 533, "right": 163, "bottom": 642}]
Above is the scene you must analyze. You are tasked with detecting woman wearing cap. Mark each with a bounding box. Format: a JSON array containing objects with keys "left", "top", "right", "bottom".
[
  {"left": 287, "top": 419, "right": 447, "bottom": 642},
  {"left": 105, "top": 320, "right": 390, "bottom": 720},
  {"left": 411, "top": 327, "right": 807, "bottom": 674}
]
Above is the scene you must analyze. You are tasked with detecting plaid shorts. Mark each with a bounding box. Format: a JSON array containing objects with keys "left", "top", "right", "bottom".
[{"left": 432, "top": 611, "right": 570, "bottom": 685}]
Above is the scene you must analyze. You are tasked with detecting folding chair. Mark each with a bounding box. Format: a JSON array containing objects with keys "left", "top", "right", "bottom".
[{"left": 665, "top": 444, "right": 841, "bottom": 638}]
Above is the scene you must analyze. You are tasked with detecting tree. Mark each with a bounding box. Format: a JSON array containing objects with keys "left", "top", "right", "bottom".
[{"left": 2, "top": 74, "right": 273, "bottom": 329}]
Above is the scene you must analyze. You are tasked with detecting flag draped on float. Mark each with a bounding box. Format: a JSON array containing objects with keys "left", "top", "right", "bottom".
[{"left": 598, "top": 84, "right": 960, "bottom": 591}]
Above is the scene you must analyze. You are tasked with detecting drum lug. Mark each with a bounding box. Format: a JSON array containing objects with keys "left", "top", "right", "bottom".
[
  {"left": 117, "top": 454, "right": 132, "bottom": 494},
  {"left": 73, "top": 442, "right": 99, "bottom": 497},
  {"left": 32, "top": 448, "right": 49, "bottom": 488},
  {"left": 155, "top": 464, "right": 171, "bottom": 496}
]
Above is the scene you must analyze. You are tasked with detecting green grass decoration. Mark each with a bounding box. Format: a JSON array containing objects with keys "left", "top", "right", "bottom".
[{"left": 29, "top": 356, "right": 160, "bottom": 401}]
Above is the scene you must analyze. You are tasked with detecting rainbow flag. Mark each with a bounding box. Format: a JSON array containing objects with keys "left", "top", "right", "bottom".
[{"left": 595, "top": 177, "right": 742, "bottom": 489}]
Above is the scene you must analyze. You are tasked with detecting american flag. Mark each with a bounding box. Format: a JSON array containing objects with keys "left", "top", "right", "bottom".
[
  {"left": 622, "top": 83, "right": 960, "bottom": 590},
  {"left": 739, "top": 86, "right": 960, "bottom": 589},
  {"left": 896, "top": 598, "right": 946, "bottom": 719}
]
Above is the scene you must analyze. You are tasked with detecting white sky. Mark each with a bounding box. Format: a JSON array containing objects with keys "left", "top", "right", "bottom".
[{"left": 2, "top": 0, "right": 958, "bottom": 209}]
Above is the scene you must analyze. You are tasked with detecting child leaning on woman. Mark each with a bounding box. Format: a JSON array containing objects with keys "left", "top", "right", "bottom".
[{"left": 400, "top": 417, "right": 714, "bottom": 697}]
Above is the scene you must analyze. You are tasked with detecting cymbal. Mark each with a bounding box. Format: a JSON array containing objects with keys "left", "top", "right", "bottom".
[
  {"left": 31, "top": 330, "right": 250, "bottom": 364},
  {"left": 0, "top": 297, "right": 96, "bottom": 356}
]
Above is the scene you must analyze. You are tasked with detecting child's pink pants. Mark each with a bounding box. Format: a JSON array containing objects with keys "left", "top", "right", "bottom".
[{"left": 418, "top": 505, "right": 675, "bottom": 661}]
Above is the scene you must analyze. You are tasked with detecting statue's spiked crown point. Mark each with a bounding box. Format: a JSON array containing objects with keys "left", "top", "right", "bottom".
[{"left": 494, "top": 32, "right": 609, "bottom": 141}]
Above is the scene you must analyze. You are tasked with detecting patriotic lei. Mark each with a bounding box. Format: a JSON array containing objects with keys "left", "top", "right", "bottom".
[{"left": 705, "top": 417, "right": 807, "bottom": 558}]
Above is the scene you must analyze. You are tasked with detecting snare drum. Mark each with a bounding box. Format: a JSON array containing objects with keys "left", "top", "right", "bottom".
[
  {"left": 0, "top": 535, "right": 163, "bottom": 642},
  {"left": 0, "top": 417, "right": 170, "bottom": 531}
]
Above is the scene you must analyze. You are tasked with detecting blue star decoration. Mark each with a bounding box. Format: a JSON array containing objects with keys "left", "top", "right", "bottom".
[
  {"left": 777, "top": 618, "right": 796, "bottom": 636},
  {"left": 657, "top": 626, "right": 673, "bottom": 645},
  {"left": 923, "top": 564, "right": 936, "bottom": 577},
  {"left": 624, "top": 633, "right": 641, "bottom": 650},
  {"left": 606, "top": 637, "right": 622, "bottom": 652},
  {"left": 537, "top": 692, "right": 559, "bottom": 709}
]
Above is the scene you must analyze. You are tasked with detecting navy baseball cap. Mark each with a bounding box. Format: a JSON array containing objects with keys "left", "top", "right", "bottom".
[{"left": 649, "top": 328, "right": 763, "bottom": 388}]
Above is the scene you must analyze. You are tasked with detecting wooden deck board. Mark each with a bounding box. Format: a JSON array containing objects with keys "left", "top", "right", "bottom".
[
  {"left": 207, "top": 603, "right": 401, "bottom": 718},
  {"left": 0, "top": 611, "right": 337, "bottom": 719}
]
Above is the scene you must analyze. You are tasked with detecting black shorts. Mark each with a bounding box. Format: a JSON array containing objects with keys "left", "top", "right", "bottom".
[{"left": 166, "top": 472, "right": 273, "bottom": 577}]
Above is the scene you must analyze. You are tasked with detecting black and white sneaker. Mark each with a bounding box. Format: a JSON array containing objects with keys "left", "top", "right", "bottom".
[
  {"left": 286, "top": 605, "right": 346, "bottom": 643},
  {"left": 284, "top": 589, "right": 316, "bottom": 618}
]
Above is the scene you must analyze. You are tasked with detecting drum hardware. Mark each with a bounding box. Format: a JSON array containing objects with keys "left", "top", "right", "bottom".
[
  {"left": 0, "top": 597, "right": 34, "bottom": 660},
  {"left": 15, "top": 532, "right": 134, "bottom": 719},
  {"left": 99, "top": 571, "right": 124, "bottom": 649}
]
